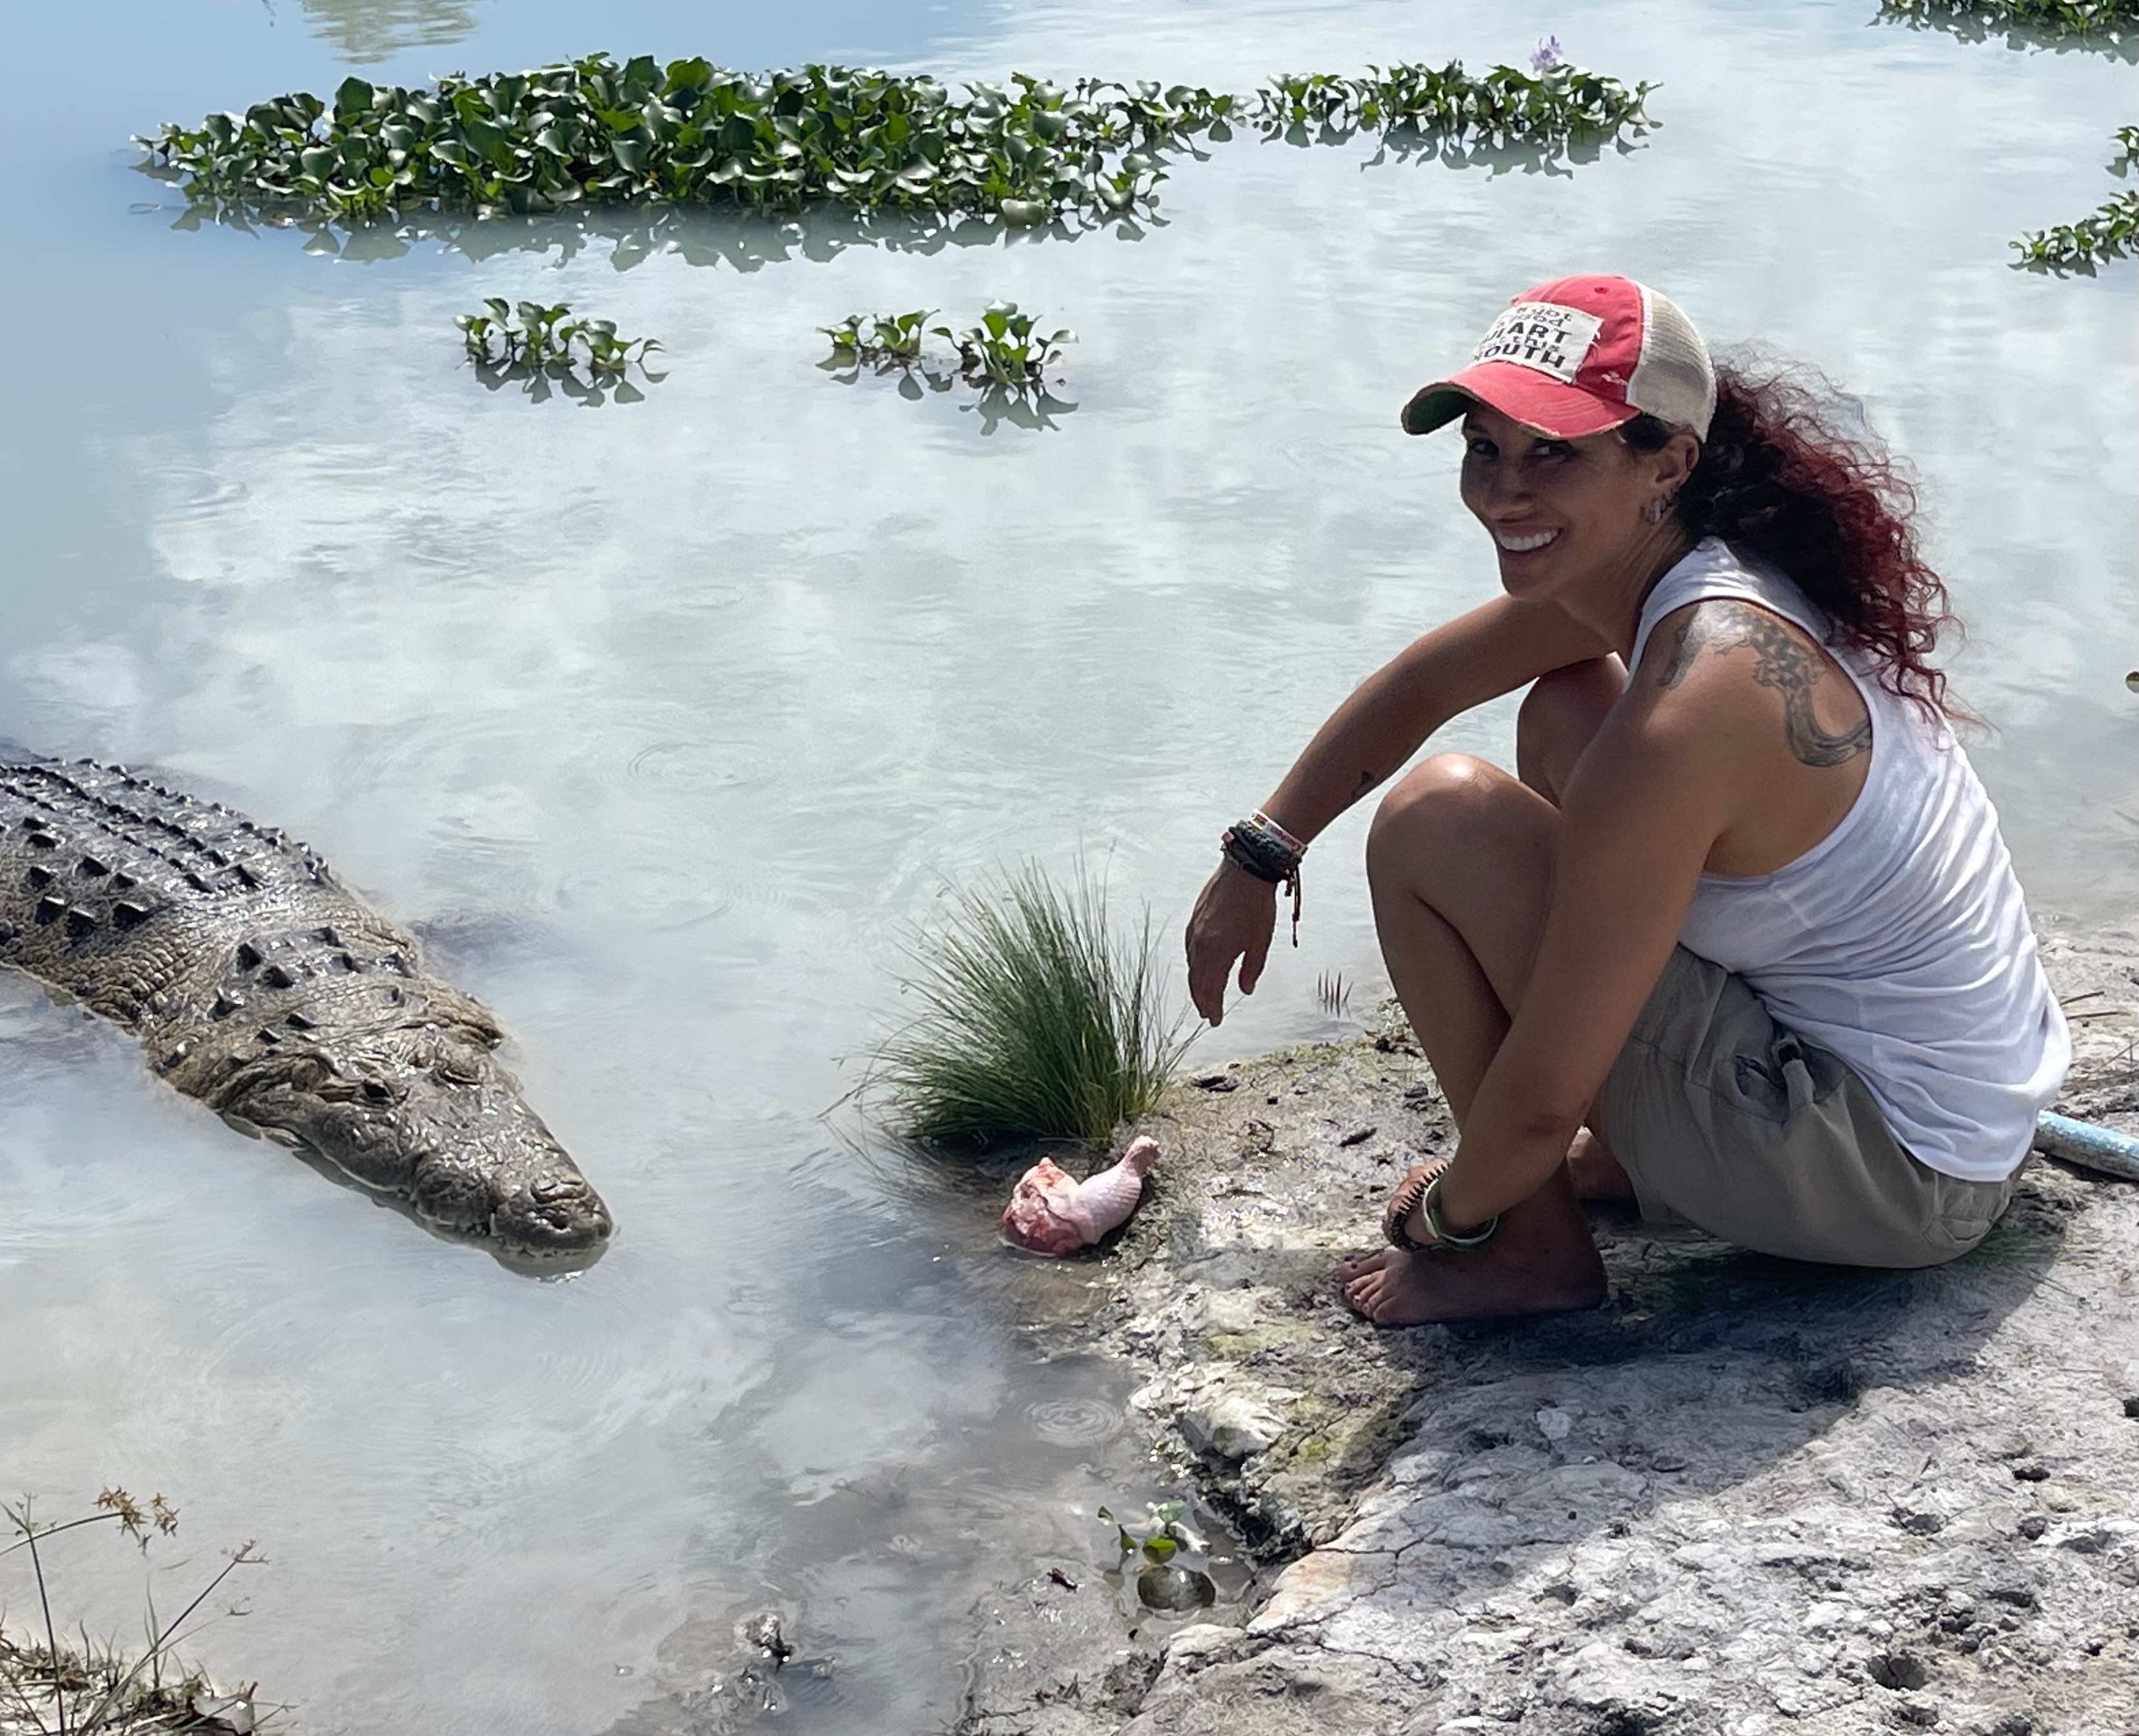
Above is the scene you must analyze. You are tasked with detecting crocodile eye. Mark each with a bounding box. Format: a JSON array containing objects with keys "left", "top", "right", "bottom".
[{"left": 362, "top": 1080, "right": 392, "bottom": 1103}]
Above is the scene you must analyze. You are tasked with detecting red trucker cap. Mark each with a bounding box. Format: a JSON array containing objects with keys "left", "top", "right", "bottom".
[{"left": 1400, "top": 275, "right": 1716, "bottom": 442}]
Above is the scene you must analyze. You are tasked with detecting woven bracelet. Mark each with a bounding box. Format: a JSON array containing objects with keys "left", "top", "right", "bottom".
[{"left": 1219, "top": 825, "right": 1304, "bottom": 947}]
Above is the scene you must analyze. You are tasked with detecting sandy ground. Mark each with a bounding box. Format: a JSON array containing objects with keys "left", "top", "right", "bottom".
[{"left": 957, "top": 917, "right": 2139, "bottom": 1736}]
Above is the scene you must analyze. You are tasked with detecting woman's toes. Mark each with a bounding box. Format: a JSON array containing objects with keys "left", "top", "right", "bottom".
[{"left": 1335, "top": 1250, "right": 1388, "bottom": 1284}]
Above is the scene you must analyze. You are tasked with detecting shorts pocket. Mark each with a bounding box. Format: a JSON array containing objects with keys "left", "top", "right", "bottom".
[{"left": 1729, "top": 1032, "right": 1849, "bottom": 1125}]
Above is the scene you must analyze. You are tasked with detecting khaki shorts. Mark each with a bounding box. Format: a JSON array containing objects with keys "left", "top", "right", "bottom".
[{"left": 1596, "top": 947, "right": 2021, "bottom": 1268}]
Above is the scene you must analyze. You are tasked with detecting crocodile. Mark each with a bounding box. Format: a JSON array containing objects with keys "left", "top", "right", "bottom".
[{"left": 0, "top": 753, "right": 612, "bottom": 1263}]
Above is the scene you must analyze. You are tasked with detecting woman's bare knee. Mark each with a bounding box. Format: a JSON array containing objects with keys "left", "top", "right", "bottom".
[
  {"left": 1371, "top": 753, "right": 1497, "bottom": 851},
  {"left": 1367, "top": 753, "right": 1558, "bottom": 1014},
  {"left": 1368, "top": 754, "right": 1537, "bottom": 894},
  {"left": 1517, "top": 658, "right": 1626, "bottom": 802}
]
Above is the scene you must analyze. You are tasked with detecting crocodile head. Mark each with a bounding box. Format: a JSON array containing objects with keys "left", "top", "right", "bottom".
[{"left": 224, "top": 1034, "right": 613, "bottom": 1265}]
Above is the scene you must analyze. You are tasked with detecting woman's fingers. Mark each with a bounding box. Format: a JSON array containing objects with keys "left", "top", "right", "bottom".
[
  {"left": 1238, "top": 917, "right": 1273, "bottom": 995},
  {"left": 1184, "top": 865, "right": 1278, "bottom": 1025}
]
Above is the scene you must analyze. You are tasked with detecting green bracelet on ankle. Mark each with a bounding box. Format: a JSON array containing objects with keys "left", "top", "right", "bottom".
[{"left": 1421, "top": 1172, "right": 1498, "bottom": 1248}]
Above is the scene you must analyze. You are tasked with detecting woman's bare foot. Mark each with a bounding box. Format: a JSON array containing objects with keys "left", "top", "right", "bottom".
[
  {"left": 1566, "top": 1127, "right": 1636, "bottom": 1203},
  {"left": 1335, "top": 1167, "right": 1607, "bottom": 1325}
]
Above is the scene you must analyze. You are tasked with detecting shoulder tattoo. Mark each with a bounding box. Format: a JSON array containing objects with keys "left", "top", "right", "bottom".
[{"left": 1657, "top": 600, "right": 1871, "bottom": 769}]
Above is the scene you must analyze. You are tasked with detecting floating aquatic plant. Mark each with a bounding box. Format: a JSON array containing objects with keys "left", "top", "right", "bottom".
[
  {"left": 822, "top": 304, "right": 1077, "bottom": 432},
  {"left": 2013, "top": 127, "right": 2139, "bottom": 270},
  {"left": 136, "top": 58, "right": 1237, "bottom": 228},
  {"left": 456, "top": 297, "right": 662, "bottom": 401},
  {"left": 867, "top": 862, "right": 1189, "bottom": 1148},
  {"left": 1878, "top": 0, "right": 2138, "bottom": 43},
  {"left": 934, "top": 301, "right": 1074, "bottom": 386},
  {"left": 1098, "top": 1501, "right": 1219, "bottom": 1612},
  {"left": 135, "top": 52, "right": 1656, "bottom": 234},
  {"left": 821, "top": 307, "right": 933, "bottom": 362},
  {"left": 1251, "top": 59, "right": 1652, "bottom": 146}
]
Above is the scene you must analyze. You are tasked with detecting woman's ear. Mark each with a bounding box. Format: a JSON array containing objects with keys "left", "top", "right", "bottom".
[{"left": 1656, "top": 430, "right": 1702, "bottom": 493}]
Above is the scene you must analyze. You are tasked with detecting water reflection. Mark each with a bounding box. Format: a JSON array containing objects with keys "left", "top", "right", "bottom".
[
  {"left": 295, "top": 0, "right": 490, "bottom": 64},
  {"left": 136, "top": 118, "right": 1646, "bottom": 273}
]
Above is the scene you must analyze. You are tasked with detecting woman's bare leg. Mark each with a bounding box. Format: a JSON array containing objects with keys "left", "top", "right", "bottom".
[
  {"left": 1338, "top": 661, "right": 1631, "bottom": 1324},
  {"left": 1520, "top": 660, "right": 1637, "bottom": 1203}
]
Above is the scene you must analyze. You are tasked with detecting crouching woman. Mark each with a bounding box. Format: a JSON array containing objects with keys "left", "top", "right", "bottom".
[{"left": 1184, "top": 275, "right": 2069, "bottom": 1325}]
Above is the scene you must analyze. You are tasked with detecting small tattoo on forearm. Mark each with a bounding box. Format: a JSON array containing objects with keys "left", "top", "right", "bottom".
[
  {"left": 1658, "top": 601, "right": 1871, "bottom": 768},
  {"left": 1353, "top": 770, "right": 1381, "bottom": 797}
]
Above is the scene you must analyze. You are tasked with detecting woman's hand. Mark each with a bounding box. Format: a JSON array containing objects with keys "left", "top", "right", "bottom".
[{"left": 1185, "top": 862, "right": 1277, "bottom": 1026}]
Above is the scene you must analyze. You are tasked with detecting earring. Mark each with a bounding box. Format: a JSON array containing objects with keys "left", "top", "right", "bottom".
[{"left": 1646, "top": 496, "right": 1671, "bottom": 525}]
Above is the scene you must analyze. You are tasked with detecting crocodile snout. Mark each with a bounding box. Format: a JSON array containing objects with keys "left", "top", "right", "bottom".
[{"left": 495, "top": 1172, "right": 613, "bottom": 1260}]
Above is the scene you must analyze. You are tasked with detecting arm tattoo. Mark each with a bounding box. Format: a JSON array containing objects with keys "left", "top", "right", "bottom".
[
  {"left": 1657, "top": 601, "right": 1872, "bottom": 769},
  {"left": 1352, "top": 769, "right": 1382, "bottom": 798}
]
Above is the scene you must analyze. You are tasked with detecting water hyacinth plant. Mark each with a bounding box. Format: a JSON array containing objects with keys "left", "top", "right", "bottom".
[
  {"left": 456, "top": 298, "right": 662, "bottom": 402},
  {"left": 136, "top": 52, "right": 1656, "bottom": 233},
  {"left": 821, "top": 307, "right": 933, "bottom": 362},
  {"left": 868, "top": 863, "right": 1189, "bottom": 1149},
  {"left": 2013, "top": 127, "right": 2139, "bottom": 270},
  {"left": 137, "top": 57, "right": 1237, "bottom": 228},
  {"left": 1251, "top": 58, "right": 1653, "bottom": 146},
  {"left": 934, "top": 301, "right": 1075, "bottom": 386},
  {"left": 1878, "top": 0, "right": 2138, "bottom": 41},
  {"left": 822, "top": 305, "right": 1077, "bottom": 431}
]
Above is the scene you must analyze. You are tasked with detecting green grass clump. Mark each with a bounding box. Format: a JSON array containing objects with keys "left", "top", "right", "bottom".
[
  {"left": 2014, "top": 127, "right": 2139, "bottom": 270},
  {"left": 870, "top": 863, "right": 1189, "bottom": 1148},
  {"left": 135, "top": 52, "right": 1656, "bottom": 232}
]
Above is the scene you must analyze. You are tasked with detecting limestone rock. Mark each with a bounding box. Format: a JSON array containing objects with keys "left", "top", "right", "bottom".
[{"left": 1179, "top": 1390, "right": 1288, "bottom": 1463}]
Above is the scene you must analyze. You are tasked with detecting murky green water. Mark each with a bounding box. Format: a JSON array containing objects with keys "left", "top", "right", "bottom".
[{"left": 0, "top": 1, "right": 2131, "bottom": 1730}]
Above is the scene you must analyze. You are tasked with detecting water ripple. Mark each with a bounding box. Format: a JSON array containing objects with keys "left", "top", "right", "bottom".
[{"left": 1024, "top": 1396, "right": 1125, "bottom": 1447}]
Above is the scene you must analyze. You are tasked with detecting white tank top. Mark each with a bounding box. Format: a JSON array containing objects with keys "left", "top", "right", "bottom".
[{"left": 1627, "top": 539, "right": 2070, "bottom": 1182}]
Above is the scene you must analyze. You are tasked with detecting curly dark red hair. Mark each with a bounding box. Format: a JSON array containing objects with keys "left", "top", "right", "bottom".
[{"left": 1626, "top": 354, "right": 1962, "bottom": 719}]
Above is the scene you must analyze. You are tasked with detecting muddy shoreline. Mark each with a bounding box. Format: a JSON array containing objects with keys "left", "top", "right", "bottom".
[{"left": 957, "top": 915, "right": 2139, "bottom": 1735}]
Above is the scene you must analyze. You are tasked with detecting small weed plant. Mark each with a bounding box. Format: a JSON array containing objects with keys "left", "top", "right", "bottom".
[
  {"left": 868, "top": 862, "right": 1189, "bottom": 1148},
  {"left": 1098, "top": 1499, "right": 1206, "bottom": 1564},
  {"left": 138, "top": 53, "right": 1656, "bottom": 233},
  {"left": 1098, "top": 1501, "right": 1219, "bottom": 1612},
  {"left": 456, "top": 298, "right": 662, "bottom": 402},
  {"left": 1, "top": 1491, "right": 266, "bottom": 1735},
  {"left": 2013, "top": 127, "right": 2139, "bottom": 270}
]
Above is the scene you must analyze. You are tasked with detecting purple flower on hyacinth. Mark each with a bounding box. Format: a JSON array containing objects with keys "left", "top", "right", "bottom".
[{"left": 1529, "top": 35, "right": 1564, "bottom": 72}]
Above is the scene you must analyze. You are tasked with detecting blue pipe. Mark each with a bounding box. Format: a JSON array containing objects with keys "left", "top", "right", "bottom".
[{"left": 2035, "top": 1110, "right": 2139, "bottom": 1183}]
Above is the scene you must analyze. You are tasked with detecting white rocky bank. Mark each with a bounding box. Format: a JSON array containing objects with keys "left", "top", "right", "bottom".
[{"left": 959, "top": 918, "right": 2139, "bottom": 1736}]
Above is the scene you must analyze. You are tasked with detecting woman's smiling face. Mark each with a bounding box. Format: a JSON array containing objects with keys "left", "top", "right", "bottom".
[{"left": 1457, "top": 400, "right": 1693, "bottom": 601}]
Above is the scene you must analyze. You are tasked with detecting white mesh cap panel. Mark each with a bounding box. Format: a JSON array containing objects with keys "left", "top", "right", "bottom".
[{"left": 1626, "top": 284, "right": 1716, "bottom": 439}]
